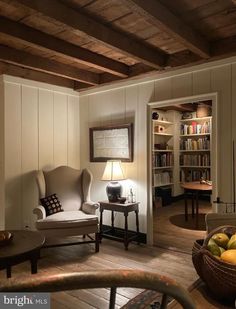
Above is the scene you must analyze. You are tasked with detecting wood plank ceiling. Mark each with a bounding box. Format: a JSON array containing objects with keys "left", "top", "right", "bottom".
[{"left": 0, "top": 0, "right": 236, "bottom": 91}]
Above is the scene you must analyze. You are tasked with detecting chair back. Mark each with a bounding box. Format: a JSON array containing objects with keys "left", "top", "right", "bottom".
[{"left": 36, "top": 166, "right": 91, "bottom": 211}]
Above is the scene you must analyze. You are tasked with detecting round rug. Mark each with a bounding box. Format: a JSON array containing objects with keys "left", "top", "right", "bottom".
[{"left": 169, "top": 213, "right": 206, "bottom": 231}]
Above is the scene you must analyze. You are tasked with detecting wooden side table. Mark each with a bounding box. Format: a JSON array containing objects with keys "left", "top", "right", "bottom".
[
  {"left": 181, "top": 182, "right": 212, "bottom": 228},
  {"left": 99, "top": 201, "right": 140, "bottom": 250}
]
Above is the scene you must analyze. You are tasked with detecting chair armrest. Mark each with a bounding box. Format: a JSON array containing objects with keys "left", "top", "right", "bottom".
[
  {"left": 82, "top": 201, "right": 99, "bottom": 215},
  {"left": 33, "top": 206, "right": 46, "bottom": 220}
]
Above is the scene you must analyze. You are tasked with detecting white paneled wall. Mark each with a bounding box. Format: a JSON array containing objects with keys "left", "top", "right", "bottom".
[
  {"left": 80, "top": 61, "right": 236, "bottom": 237},
  {"left": 2, "top": 76, "right": 80, "bottom": 229}
]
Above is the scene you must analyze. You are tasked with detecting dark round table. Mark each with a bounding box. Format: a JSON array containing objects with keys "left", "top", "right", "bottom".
[{"left": 0, "top": 230, "right": 45, "bottom": 278}]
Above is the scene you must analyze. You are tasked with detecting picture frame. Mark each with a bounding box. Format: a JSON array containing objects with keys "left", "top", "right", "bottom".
[{"left": 89, "top": 123, "right": 133, "bottom": 162}]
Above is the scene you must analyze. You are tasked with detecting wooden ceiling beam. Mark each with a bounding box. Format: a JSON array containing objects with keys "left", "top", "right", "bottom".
[
  {"left": 0, "top": 61, "right": 75, "bottom": 89},
  {"left": 0, "top": 16, "right": 128, "bottom": 78},
  {"left": 15, "top": 0, "right": 166, "bottom": 69},
  {"left": 0, "top": 45, "right": 99, "bottom": 85},
  {"left": 125, "top": 0, "right": 210, "bottom": 59}
]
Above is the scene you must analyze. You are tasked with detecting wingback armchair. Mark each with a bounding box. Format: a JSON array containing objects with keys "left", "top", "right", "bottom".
[
  {"left": 34, "top": 166, "right": 100, "bottom": 251},
  {"left": 205, "top": 212, "right": 236, "bottom": 233}
]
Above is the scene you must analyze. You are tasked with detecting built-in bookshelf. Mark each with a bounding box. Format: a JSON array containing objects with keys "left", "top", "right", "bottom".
[
  {"left": 179, "top": 116, "right": 212, "bottom": 182},
  {"left": 152, "top": 111, "right": 174, "bottom": 190}
]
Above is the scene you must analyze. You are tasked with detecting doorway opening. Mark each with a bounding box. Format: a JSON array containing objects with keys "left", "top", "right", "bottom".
[{"left": 147, "top": 93, "right": 218, "bottom": 254}]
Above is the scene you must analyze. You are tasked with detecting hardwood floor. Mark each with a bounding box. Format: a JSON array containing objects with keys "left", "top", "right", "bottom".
[
  {"left": 0, "top": 238, "right": 198, "bottom": 309},
  {"left": 153, "top": 198, "right": 212, "bottom": 254}
]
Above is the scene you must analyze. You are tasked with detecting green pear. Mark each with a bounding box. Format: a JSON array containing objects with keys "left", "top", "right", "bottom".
[
  {"left": 227, "top": 234, "right": 236, "bottom": 249},
  {"left": 207, "top": 238, "right": 221, "bottom": 256},
  {"left": 212, "top": 233, "right": 229, "bottom": 249}
]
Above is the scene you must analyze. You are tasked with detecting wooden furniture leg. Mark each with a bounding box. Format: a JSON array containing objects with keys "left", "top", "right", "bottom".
[
  {"left": 124, "top": 213, "right": 129, "bottom": 250},
  {"left": 184, "top": 191, "right": 188, "bottom": 221},
  {"left": 196, "top": 191, "right": 199, "bottom": 228},
  {"left": 100, "top": 208, "right": 104, "bottom": 242},
  {"left": 135, "top": 209, "right": 140, "bottom": 244}
]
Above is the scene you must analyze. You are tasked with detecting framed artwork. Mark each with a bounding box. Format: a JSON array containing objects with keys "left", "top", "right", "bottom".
[{"left": 89, "top": 123, "right": 133, "bottom": 162}]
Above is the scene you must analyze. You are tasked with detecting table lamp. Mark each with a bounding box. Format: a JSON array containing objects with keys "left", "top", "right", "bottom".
[{"left": 101, "top": 160, "right": 126, "bottom": 202}]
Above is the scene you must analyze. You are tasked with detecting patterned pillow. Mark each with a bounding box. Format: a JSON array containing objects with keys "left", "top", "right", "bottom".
[{"left": 40, "top": 194, "right": 64, "bottom": 216}]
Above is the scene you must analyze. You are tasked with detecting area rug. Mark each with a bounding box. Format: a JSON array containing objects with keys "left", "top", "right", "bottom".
[
  {"left": 169, "top": 213, "right": 206, "bottom": 231},
  {"left": 121, "top": 290, "right": 172, "bottom": 309}
]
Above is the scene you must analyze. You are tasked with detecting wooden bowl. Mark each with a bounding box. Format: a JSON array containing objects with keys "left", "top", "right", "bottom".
[
  {"left": 192, "top": 225, "right": 236, "bottom": 301},
  {"left": 0, "top": 231, "right": 13, "bottom": 246}
]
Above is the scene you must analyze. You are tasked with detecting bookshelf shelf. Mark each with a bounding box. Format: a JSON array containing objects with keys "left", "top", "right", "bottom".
[
  {"left": 153, "top": 119, "right": 173, "bottom": 125},
  {"left": 180, "top": 166, "right": 211, "bottom": 169},
  {"left": 180, "top": 133, "right": 210, "bottom": 137},
  {"left": 180, "top": 149, "right": 210, "bottom": 152},
  {"left": 152, "top": 149, "right": 173, "bottom": 152},
  {"left": 180, "top": 116, "right": 212, "bottom": 122},
  {"left": 153, "top": 166, "right": 173, "bottom": 170},
  {"left": 153, "top": 132, "right": 173, "bottom": 136}
]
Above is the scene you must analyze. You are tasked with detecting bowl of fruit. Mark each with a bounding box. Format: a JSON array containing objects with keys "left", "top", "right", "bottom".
[
  {"left": 0, "top": 230, "right": 13, "bottom": 246},
  {"left": 192, "top": 225, "right": 236, "bottom": 301}
]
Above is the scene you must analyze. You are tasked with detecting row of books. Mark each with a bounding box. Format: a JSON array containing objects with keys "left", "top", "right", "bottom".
[
  {"left": 180, "top": 137, "right": 210, "bottom": 150},
  {"left": 153, "top": 172, "right": 172, "bottom": 186},
  {"left": 153, "top": 153, "right": 173, "bottom": 167},
  {"left": 180, "top": 169, "right": 211, "bottom": 182},
  {"left": 180, "top": 154, "right": 210, "bottom": 166},
  {"left": 180, "top": 121, "right": 211, "bottom": 135}
]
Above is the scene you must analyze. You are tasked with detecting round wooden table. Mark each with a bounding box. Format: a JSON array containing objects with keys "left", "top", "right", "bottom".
[
  {"left": 0, "top": 230, "right": 45, "bottom": 278},
  {"left": 181, "top": 182, "right": 212, "bottom": 228}
]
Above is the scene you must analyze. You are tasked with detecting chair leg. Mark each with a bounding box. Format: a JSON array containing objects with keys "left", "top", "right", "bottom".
[{"left": 95, "top": 232, "right": 100, "bottom": 253}]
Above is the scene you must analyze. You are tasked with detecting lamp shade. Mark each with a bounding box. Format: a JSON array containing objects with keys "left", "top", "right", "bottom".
[{"left": 101, "top": 160, "right": 125, "bottom": 181}]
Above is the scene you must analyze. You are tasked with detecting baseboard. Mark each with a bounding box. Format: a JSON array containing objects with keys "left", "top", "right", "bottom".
[{"left": 102, "top": 225, "right": 147, "bottom": 244}]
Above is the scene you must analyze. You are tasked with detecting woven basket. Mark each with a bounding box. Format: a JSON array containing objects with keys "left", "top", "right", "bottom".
[{"left": 192, "top": 225, "right": 236, "bottom": 301}]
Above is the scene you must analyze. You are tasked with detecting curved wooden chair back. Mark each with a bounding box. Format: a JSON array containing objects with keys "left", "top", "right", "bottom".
[{"left": 0, "top": 269, "right": 195, "bottom": 309}]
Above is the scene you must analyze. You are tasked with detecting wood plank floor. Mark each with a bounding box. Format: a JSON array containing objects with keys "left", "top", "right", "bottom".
[
  {"left": 0, "top": 238, "right": 198, "bottom": 309},
  {"left": 153, "top": 198, "right": 212, "bottom": 253}
]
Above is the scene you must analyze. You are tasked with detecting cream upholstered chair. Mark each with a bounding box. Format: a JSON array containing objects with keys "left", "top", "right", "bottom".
[
  {"left": 205, "top": 213, "right": 236, "bottom": 233},
  {"left": 34, "top": 166, "right": 99, "bottom": 251}
]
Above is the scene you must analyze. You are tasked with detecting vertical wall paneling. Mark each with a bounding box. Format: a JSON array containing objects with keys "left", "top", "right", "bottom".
[
  {"left": 123, "top": 86, "right": 138, "bottom": 198},
  {"left": 211, "top": 65, "right": 232, "bottom": 202},
  {"left": 192, "top": 70, "right": 211, "bottom": 95},
  {"left": 53, "top": 92, "right": 68, "bottom": 167},
  {"left": 3, "top": 76, "right": 80, "bottom": 229},
  {"left": 0, "top": 79, "right": 4, "bottom": 229},
  {"left": 154, "top": 78, "right": 172, "bottom": 102},
  {"left": 38, "top": 89, "right": 54, "bottom": 170},
  {"left": 21, "top": 85, "right": 38, "bottom": 229},
  {"left": 4, "top": 82, "right": 22, "bottom": 229},
  {"left": 80, "top": 61, "right": 236, "bottom": 238},
  {"left": 110, "top": 88, "right": 126, "bottom": 124},
  {"left": 80, "top": 96, "right": 90, "bottom": 169},
  {"left": 68, "top": 95, "right": 80, "bottom": 169},
  {"left": 88, "top": 93, "right": 107, "bottom": 207},
  {"left": 171, "top": 73, "right": 193, "bottom": 98},
  {"left": 136, "top": 82, "right": 154, "bottom": 233}
]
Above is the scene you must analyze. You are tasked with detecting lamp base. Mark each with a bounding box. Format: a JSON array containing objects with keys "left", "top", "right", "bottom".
[{"left": 106, "top": 181, "right": 122, "bottom": 203}]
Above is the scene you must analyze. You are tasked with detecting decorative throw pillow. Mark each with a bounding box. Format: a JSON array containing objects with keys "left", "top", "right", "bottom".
[{"left": 40, "top": 194, "right": 64, "bottom": 216}]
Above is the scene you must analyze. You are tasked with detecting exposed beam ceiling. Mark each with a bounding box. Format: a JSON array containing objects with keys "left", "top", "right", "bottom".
[
  {"left": 125, "top": 0, "right": 210, "bottom": 59},
  {"left": 16, "top": 0, "right": 167, "bottom": 69},
  {"left": 0, "top": 16, "right": 128, "bottom": 78},
  {"left": 0, "top": 45, "right": 99, "bottom": 85},
  {"left": 0, "top": 61, "right": 75, "bottom": 88}
]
